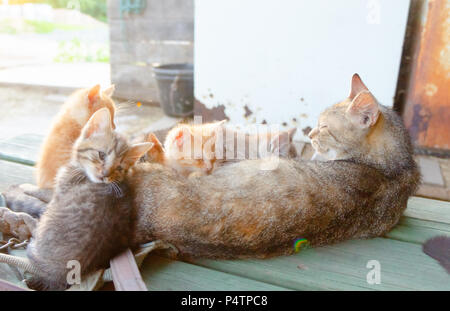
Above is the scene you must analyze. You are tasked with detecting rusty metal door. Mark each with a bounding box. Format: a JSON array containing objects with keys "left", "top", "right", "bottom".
[{"left": 403, "top": 0, "right": 450, "bottom": 152}]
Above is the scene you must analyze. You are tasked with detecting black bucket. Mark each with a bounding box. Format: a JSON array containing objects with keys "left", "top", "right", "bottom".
[{"left": 153, "top": 63, "right": 194, "bottom": 117}]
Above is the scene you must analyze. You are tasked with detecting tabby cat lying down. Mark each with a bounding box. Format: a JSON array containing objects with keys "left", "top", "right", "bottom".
[
  {"left": 3, "top": 74, "right": 420, "bottom": 262},
  {"left": 128, "top": 74, "right": 420, "bottom": 258}
]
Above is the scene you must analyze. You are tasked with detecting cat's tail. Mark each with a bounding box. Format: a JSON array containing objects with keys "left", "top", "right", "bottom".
[{"left": 0, "top": 253, "right": 40, "bottom": 275}]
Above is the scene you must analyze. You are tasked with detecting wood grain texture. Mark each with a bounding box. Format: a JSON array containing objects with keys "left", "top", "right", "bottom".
[
  {"left": 110, "top": 249, "right": 147, "bottom": 291},
  {"left": 387, "top": 217, "right": 450, "bottom": 244},
  {"left": 405, "top": 197, "right": 450, "bottom": 224},
  {"left": 141, "top": 254, "right": 290, "bottom": 291},
  {"left": 190, "top": 238, "right": 450, "bottom": 291},
  {"left": 0, "top": 160, "right": 35, "bottom": 192},
  {"left": 0, "top": 134, "right": 42, "bottom": 166}
]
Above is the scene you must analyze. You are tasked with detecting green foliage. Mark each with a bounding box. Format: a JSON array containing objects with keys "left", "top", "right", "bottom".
[
  {"left": 0, "top": 18, "right": 91, "bottom": 34},
  {"left": 39, "top": 0, "right": 108, "bottom": 22},
  {"left": 0, "top": 19, "right": 18, "bottom": 34},
  {"left": 24, "top": 20, "right": 90, "bottom": 33},
  {"left": 54, "top": 38, "right": 110, "bottom": 63}
]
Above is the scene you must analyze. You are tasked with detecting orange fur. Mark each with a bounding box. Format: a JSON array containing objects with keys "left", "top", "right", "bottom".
[
  {"left": 36, "top": 85, "right": 116, "bottom": 188},
  {"left": 162, "top": 121, "right": 297, "bottom": 177}
]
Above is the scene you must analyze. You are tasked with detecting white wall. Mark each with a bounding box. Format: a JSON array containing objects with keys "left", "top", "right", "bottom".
[{"left": 195, "top": 0, "right": 410, "bottom": 140}]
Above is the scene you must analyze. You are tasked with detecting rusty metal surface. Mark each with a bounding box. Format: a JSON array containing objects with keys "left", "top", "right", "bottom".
[{"left": 403, "top": 0, "right": 450, "bottom": 151}]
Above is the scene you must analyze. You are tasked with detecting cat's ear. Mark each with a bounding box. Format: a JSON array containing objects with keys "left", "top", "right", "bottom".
[
  {"left": 82, "top": 108, "right": 112, "bottom": 139},
  {"left": 124, "top": 142, "right": 154, "bottom": 166},
  {"left": 144, "top": 133, "right": 165, "bottom": 163},
  {"left": 87, "top": 84, "right": 101, "bottom": 106},
  {"left": 270, "top": 128, "right": 297, "bottom": 156},
  {"left": 145, "top": 133, "right": 164, "bottom": 149},
  {"left": 346, "top": 91, "right": 380, "bottom": 128},
  {"left": 102, "top": 85, "right": 115, "bottom": 98},
  {"left": 349, "top": 73, "right": 369, "bottom": 100}
]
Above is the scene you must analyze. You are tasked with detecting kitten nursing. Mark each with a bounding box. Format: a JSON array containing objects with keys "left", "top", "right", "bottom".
[
  {"left": 27, "top": 108, "right": 152, "bottom": 290},
  {"left": 160, "top": 122, "right": 297, "bottom": 176},
  {"left": 131, "top": 74, "right": 420, "bottom": 259}
]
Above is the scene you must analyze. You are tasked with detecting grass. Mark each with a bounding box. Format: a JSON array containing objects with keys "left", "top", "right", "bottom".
[
  {"left": 54, "top": 38, "right": 110, "bottom": 63},
  {"left": 0, "top": 18, "right": 92, "bottom": 34},
  {"left": 24, "top": 20, "right": 91, "bottom": 34}
]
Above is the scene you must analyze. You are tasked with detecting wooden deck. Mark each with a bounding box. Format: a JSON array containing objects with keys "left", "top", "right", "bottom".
[{"left": 0, "top": 134, "right": 449, "bottom": 291}]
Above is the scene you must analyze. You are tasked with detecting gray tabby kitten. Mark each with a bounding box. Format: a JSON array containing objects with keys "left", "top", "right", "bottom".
[{"left": 26, "top": 108, "right": 152, "bottom": 290}]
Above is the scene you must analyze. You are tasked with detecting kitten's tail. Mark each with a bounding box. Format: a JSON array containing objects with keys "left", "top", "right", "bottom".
[{"left": 0, "top": 253, "right": 40, "bottom": 275}]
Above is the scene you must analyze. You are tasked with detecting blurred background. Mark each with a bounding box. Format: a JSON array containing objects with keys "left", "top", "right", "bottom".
[{"left": 0, "top": 0, "right": 449, "bottom": 201}]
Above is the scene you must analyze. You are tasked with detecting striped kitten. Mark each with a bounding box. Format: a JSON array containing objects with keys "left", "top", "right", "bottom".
[{"left": 26, "top": 108, "right": 153, "bottom": 290}]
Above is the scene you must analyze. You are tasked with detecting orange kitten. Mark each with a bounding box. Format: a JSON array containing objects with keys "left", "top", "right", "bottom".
[
  {"left": 36, "top": 85, "right": 116, "bottom": 189},
  {"left": 162, "top": 121, "right": 297, "bottom": 176}
]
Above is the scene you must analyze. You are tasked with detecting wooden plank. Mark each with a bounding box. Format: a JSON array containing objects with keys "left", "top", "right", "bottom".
[
  {"left": 0, "top": 134, "right": 42, "bottom": 166},
  {"left": 387, "top": 217, "right": 450, "bottom": 244},
  {"left": 141, "top": 254, "right": 290, "bottom": 291},
  {"left": 0, "top": 160, "right": 35, "bottom": 192},
  {"left": 110, "top": 249, "right": 147, "bottom": 291},
  {"left": 189, "top": 238, "right": 450, "bottom": 291},
  {"left": 0, "top": 279, "right": 30, "bottom": 291},
  {"left": 405, "top": 197, "right": 450, "bottom": 224}
]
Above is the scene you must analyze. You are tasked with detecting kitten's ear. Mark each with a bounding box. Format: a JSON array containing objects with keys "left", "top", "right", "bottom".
[
  {"left": 346, "top": 91, "right": 380, "bottom": 128},
  {"left": 88, "top": 84, "right": 101, "bottom": 106},
  {"left": 145, "top": 133, "right": 163, "bottom": 148},
  {"left": 270, "top": 128, "right": 297, "bottom": 156},
  {"left": 349, "top": 73, "right": 369, "bottom": 100},
  {"left": 124, "top": 142, "right": 154, "bottom": 166},
  {"left": 82, "top": 108, "right": 112, "bottom": 139},
  {"left": 102, "top": 85, "right": 115, "bottom": 98},
  {"left": 144, "top": 133, "right": 165, "bottom": 163}
]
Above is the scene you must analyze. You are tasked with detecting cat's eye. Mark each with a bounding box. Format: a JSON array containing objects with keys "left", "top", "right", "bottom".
[
  {"left": 319, "top": 125, "right": 328, "bottom": 130},
  {"left": 98, "top": 151, "right": 106, "bottom": 161}
]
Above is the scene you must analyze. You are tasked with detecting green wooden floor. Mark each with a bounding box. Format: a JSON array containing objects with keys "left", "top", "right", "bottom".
[{"left": 1, "top": 134, "right": 449, "bottom": 291}]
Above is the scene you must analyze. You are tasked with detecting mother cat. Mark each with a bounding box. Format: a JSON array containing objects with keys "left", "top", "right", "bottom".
[{"left": 128, "top": 74, "right": 420, "bottom": 259}]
